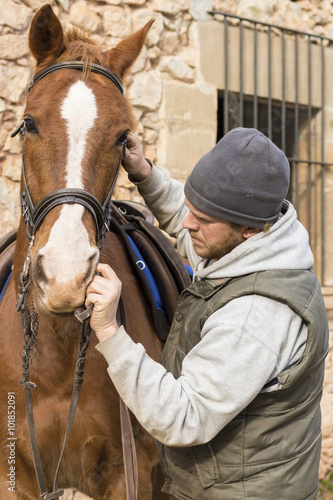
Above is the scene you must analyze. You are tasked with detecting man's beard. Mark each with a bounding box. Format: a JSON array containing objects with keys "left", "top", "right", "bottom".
[{"left": 189, "top": 231, "right": 244, "bottom": 260}]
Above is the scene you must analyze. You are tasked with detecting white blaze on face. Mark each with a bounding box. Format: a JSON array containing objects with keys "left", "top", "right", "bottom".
[{"left": 40, "top": 80, "right": 99, "bottom": 284}]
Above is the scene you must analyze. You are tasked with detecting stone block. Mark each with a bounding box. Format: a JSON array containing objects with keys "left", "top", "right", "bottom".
[
  {"left": 152, "top": 0, "right": 188, "bottom": 16},
  {"left": 0, "top": 0, "right": 32, "bottom": 30},
  {"left": 22, "top": 0, "right": 46, "bottom": 10},
  {"left": 159, "top": 126, "right": 216, "bottom": 182},
  {"left": 237, "top": 0, "right": 277, "bottom": 23},
  {"left": 160, "top": 56, "right": 195, "bottom": 82},
  {"left": 2, "top": 154, "right": 21, "bottom": 181},
  {"left": 0, "top": 177, "right": 20, "bottom": 236},
  {"left": 0, "top": 35, "right": 29, "bottom": 61},
  {"left": 189, "top": 0, "right": 213, "bottom": 21},
  {"left": 56, "top": 0, "right": 70, "bottom": 11},
  {"left": 128, "top": 70, "right": 162, "bottom": 111},
  {"left": 0, "top": 63, "right": 30, "bottom": 103},
  {"left": 161, "top": 80, "right": 216, "bottom": 125},
  {"left": 4, "top": 132, "right": 21, "bottom": 154},
  {"left": 69, "top": 1, "right": 102, "bottom": 33},
  {"left": 124, "top": 0, "right": 145, "bottom": 5},
  {"left": 103, "top": 6, "right": 132, "bottom": 38},
  {"left": 158, "top": 81, "right": 216, "bottom": 179},
  {"left": 143, "top": 127, "right": 158, "bottom": 144},
  {"left": 159, "top": 31, "right": 180, "bottom": 55}
]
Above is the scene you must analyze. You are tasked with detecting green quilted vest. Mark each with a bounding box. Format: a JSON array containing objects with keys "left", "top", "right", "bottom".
[{"left": 155, "top": 268, "right": 329, "bottom": 500}]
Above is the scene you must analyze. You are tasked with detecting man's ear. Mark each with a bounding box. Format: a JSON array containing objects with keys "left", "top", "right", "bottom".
[{"left": 243, "top": 227, "right": 261, "bottom": 239}]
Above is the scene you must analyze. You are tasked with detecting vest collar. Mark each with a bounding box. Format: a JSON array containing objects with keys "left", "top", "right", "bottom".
[{"left": 188, "top": 277, "right": 232, "bottom": 298}]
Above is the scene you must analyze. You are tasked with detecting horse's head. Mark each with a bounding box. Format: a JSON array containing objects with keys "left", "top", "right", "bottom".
[{"left": 18, "top": 4, "right": 153, "bottom": 315}]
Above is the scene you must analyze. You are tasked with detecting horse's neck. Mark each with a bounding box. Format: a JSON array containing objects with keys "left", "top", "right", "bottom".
[{"left": 39, "top": 314, "right": 81, "bottom": 344}]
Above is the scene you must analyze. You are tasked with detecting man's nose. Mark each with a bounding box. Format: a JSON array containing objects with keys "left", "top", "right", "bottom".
[{"left": 183, "top": 212, "right": 199, "bottom": 231}]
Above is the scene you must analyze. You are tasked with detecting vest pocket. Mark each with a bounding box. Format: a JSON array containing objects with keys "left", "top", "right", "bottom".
[{"left": 191, "top": 443, "right": 219, "bottom": 489}]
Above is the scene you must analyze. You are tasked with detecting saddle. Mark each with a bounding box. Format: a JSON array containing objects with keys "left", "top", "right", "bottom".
[{"left": 0, "top": 202, "right": 191, "bottom": 341}]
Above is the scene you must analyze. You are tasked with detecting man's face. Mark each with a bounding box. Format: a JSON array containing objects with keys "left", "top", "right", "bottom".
[{"left": 183, "top": 199, "right": 248, "bottom": 260}]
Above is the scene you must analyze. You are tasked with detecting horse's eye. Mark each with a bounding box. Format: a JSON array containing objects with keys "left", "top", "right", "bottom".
[
  {"left": 24, "top": 118, "right": 38, "bottom": 134},
  {"left": 115, "top": 131, "right": 128, "bottom": 146}
]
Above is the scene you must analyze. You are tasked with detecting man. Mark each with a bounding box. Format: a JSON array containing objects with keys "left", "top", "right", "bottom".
[{"left": 87, "top": 128, "right": 329, "bottom": 500}]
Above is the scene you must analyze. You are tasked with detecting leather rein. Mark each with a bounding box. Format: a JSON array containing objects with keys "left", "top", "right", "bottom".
[{"left": 13, "top": 62, "right": 138, "bottom": 500}]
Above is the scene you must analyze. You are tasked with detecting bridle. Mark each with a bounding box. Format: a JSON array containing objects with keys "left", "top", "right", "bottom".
[
  {"left": 11, "top": 61, "right": 127, "bottom": 249},
  {"left": 13, "top": 62, "right": 138, "bottom": 500}
]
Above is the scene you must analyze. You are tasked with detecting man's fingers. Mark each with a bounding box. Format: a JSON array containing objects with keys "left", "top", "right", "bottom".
[
  {"left": 86, "top": 264, "right": 122, "bottom": 306},
  {"left": 96, "top": 263, "right": 119, "bottom": 280},
  {"left": 126, "top": 132, "right": 137, "bottom": 148}
]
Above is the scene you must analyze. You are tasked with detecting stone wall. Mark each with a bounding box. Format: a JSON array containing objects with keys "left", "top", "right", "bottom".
[
  {"left": 1, "top": 0, "right": 333, "bottom": 487},
  {"left": 2, "top": 0, "right": 333, "bottom": 235}
]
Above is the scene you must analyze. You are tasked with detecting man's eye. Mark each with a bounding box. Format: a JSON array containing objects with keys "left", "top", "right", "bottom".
[
  {"left": 24, "top": 118, "right": 38, "bottom": 134},
  {"left": 115, "top": 132, "right": 128, "bottom": 146},
  {"left": 199, "top": 217, "right": 213, "bottom": 223}
]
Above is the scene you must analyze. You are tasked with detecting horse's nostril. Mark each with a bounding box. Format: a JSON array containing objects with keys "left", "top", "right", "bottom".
[
  {"left": 33, "top": 252, "right": 48, "bottom": 287},
  {"left": 81, "top": 249, "right": 99, "bottom": 287}
]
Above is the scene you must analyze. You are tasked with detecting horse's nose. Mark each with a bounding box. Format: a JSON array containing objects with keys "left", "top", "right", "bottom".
[{"left": 32, "top": 247, "right": 99, "bottom": 312}]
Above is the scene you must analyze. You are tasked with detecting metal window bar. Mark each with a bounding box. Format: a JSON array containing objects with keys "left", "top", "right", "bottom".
[
  {"left": 239, "top": 22, "right": 244, "bottom": 127},
  {"left": 307, "top": 34, "right": 312, "bottom": 245},
  {"left": 253, "top": 22, "right": 258, "bottom": 130},
  {"left": 224, "top": 16, "right": 229, "bottom": 133},
  {"left": 321, "top": 38, "right": 325, "bottom": 284},
  {"left": 210, "top": 10, "right": 333, "bottom": 287},
  {"left": 294, "top": 32, "right": 299, "bottom": 214},
  {"left": 268, "top": 26, "right": 272, "bottom": 141}
]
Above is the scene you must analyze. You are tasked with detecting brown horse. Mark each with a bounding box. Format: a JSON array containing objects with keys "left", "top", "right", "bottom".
[{"left": 0, "top": 4, "right": 171, "bottom": 500}]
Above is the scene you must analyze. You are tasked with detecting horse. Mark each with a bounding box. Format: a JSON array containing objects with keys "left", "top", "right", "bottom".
[{"left": 0, "top": 4, "right": 175, "bottom": 499}]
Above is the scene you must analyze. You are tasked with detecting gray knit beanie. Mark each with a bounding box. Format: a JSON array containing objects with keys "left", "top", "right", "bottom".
[{"left": 184, "top": 127, "right": 290, "bottom": 229}]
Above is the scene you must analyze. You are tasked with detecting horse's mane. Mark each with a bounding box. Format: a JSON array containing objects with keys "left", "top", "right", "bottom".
[{"left": 57, "top": 28, "right": 106, "bottom": 68}]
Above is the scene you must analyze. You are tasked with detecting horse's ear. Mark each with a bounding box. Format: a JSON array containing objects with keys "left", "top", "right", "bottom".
[
  {"left": 29, "top": 4, "right": 65, "bottom": 65},
  {"left": 104, "top": 20, "right": 154, "bottom": 80}
]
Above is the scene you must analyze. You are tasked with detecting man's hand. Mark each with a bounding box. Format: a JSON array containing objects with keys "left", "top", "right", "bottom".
[
  {"left": 85, "top": 263, "right": 122, "bottom": 343},
  {"left": 122, "top": 132, "right": 152, "bottom": 182}
]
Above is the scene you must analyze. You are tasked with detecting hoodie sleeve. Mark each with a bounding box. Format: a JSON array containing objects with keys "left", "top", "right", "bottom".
[
  {"left": 95, "top": 293, "right": 307, "bottom": 447},
  {"left": 132, "top": 165, "right": 200, "bottom": 267}
]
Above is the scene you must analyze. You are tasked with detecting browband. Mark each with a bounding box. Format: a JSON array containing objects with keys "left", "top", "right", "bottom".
[{"left": 29, "top": 61, "right": 124, "bottom": 95}]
